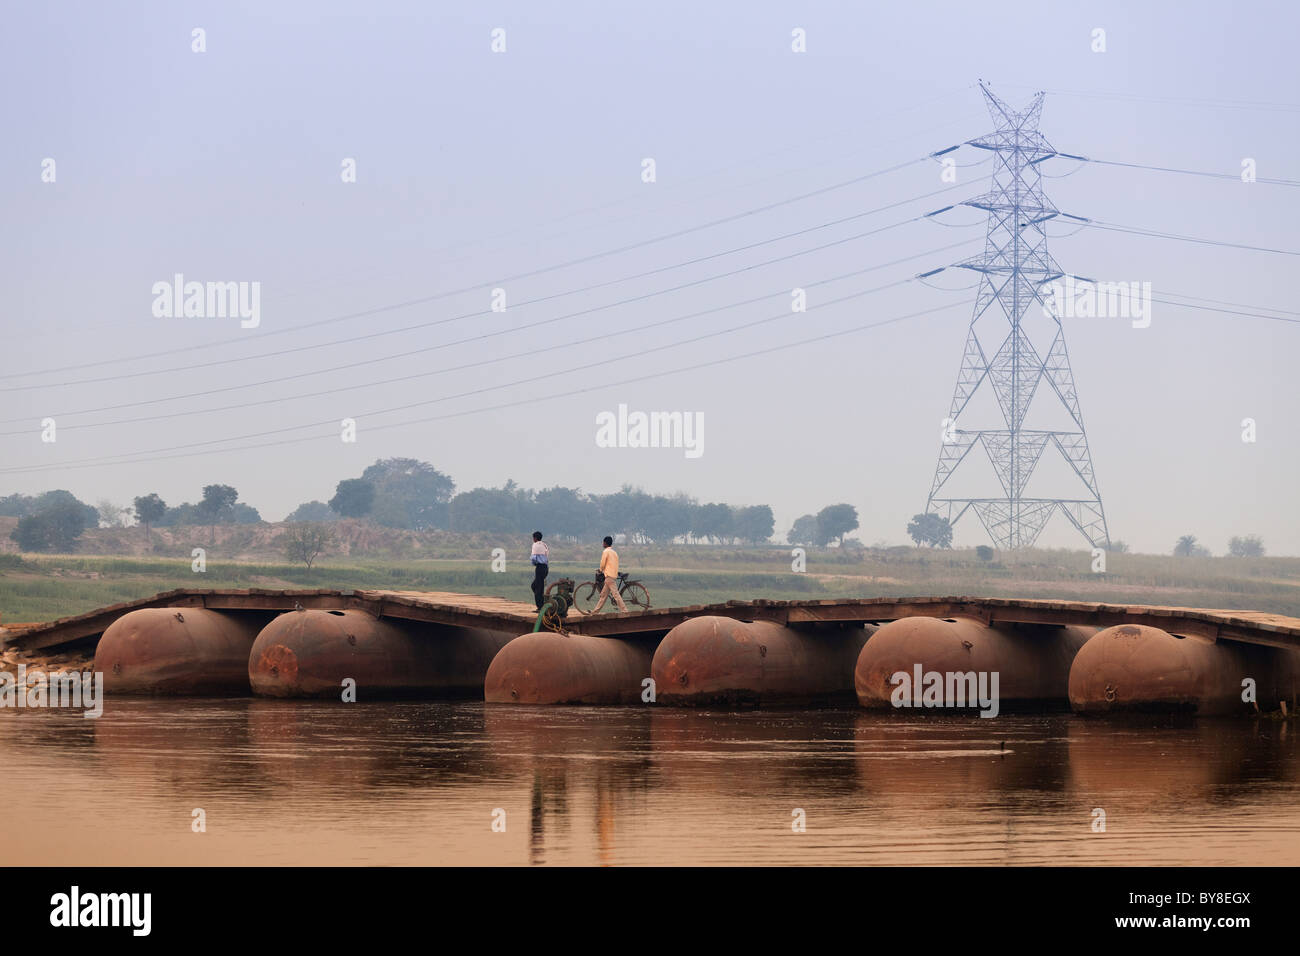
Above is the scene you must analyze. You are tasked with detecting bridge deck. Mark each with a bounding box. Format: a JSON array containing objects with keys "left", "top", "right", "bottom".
[{"left": 3, "top": 588, "right": 1299, "bottom": 652}]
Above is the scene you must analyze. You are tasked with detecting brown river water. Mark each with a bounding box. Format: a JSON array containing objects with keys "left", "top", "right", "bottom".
[{"left": 1, "top": 700, "right": 1297, "bottom": 866}]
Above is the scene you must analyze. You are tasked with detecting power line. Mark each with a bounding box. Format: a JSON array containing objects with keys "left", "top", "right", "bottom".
[
  {"left": 11, "top": 260, "right": 1293, "bottom": 436},
  {"left": 1157, "top": 290, "right": 1298, "bottom": 317},
  {"left": 1077, "top": 155, "right": 1300, "bottom": 187},
  {"left": 998, "top": 83, "right": 1300, "bottom": 114},
  {"left": 1051, "top": 274, "right": 1299, "bottom": 321},
  {"left": 959, "top": 139, "right": 1300, "bottom": 186},
  {"left": 8, "top": 278, "right": 1297, "bottom": 473},
  {"left": 1, "top": 239, "right": 980, "bottom": 432},
  {"left": 5, "top": 274, "right": 935, "bottom": 461},
  {"left": 277, "top": 99, "right": 987, "bottom": 298},
  {"left": 0, "top": 297, "right": 967, "bottom": 476},
  {"left": 4, "top": 176, "right": 981, "bottom": 393},
  {"left": 1076, "top": 216, "right": 1299, "bottom": 257},
  {"left": 1, "top": 149, "right": 960, "bottom": 384},
  {"left": 9, "top": 201, "right": 1293, "bottom": 430},
  {"left": 1149, "top": 297, "right": 1300, "bottom": 324}
]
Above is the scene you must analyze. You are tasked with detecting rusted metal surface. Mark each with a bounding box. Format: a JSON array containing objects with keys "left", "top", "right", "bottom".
[
  {"left": 93, "top": 607, "right": 266, "bottom": 695},
  {"left": 855, "top": 616, "right": 1094, "bottom": 710},
  {"left": 248, "top": 608, "right": 515, "bottom": 699},
  {"left": 653, "top": 616, "right": 874, "bottom": 707},
  {"left": 484, "top": 632, "right": 656, "bottom": 705},
  {"left": 1068, "top": 624, "right": 1300, "bottom": 716}
]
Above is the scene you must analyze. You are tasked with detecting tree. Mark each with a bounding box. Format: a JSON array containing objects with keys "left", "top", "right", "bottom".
[
  {"left": 96, "top": 500, "right": 131, "bottom": 528},
  {"left": 641, "top": 493, "right": 694, "bottom": 545},
  {"left": 281, "top": 523, "right": 335, "bottom": 568},
  {"left": 231, "top": 502, "right": 262, "bottom": 524},
  {"left": 530, "top": 486, "right": 594, "bottom": 541},
  {"left": 907, "top": 513, "right": 953, "bottom": 548},
  {"left": 16, "top": 491, "right": 99, "bottom": 527},
  {"left": 361, "top": 458, "right": 454, "bottom": 530},
  {"left": 692, "top": 503, "right": 734, "bottom": 544},
  {"left": 329, "top": 479, "right": 375, "bottom": 519},
  {"left": 788, "top": 514, "right": 819, "bottom": 546},
  {"left": 286, "top": 501, "right": 338, "bottom": 523},
  {"left": 1173, "top": 534, "right": 1210, "bottom": 557},
  {"left": 622, "top": 487, "right": 655, "bottom": 543},
  {"left": 734, "top": 505, "right": 775, "bottom": 544},
  {"left": 9, "top": 499, "right": 87, "bottom": 552},
  {"left": 1228, "top": 535, "right": 1265, "bottom": 558},
  {"left": 197, "top": 484, "right": 239, "bottom": 544},
  {"left": 975, "top": 545, "right": 994, "bottom": 561},
  {"left": 597, "top": 486, "right": 654, "bottom": 543},
  {"left": 815, "top": 503, "right": 858, "bottom": 547},
  {"left": 155, "top": 502, "right": 200, "bottom": 527},
  {"left": 133, "top": 493, "right": 167, "bottom": 543},
  {"left": 449, "top": 487, "right": 521, "bottom": 534}
]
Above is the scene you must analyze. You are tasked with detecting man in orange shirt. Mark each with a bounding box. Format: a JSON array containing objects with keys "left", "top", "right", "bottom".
[{"left": 590, "top": 535, "right": 628, "bottom": 613}]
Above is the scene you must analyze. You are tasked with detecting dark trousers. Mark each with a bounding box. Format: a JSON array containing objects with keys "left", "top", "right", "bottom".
[{"left": 531, "top": 563, "right": 548, "bottom": 608}]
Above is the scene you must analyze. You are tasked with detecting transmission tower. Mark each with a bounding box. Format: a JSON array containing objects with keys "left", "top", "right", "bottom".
[{"left": 925, "top": 83, "right": 1109, "bottom": 550}]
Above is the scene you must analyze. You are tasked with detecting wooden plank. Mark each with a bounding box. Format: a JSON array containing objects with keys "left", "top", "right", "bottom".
[{"left": 202, "top": 593, "right": 357, "bottom": 612}]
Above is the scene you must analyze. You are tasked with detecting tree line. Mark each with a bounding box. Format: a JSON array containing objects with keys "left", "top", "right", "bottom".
[
  {"left": 2, "top": 485, "right": 261, "bottom": 552},
  {"left": 315, "top": 459, "right": 780, "bottom": 544},
  {"left": 2, "top": 473, "right": 1273, "bottom": 559},
  {"left": 1174, "top": 534, "right": 1265, "bottom": 558},
  {"left": 2, "top": 458, "right": 855, "bottom": 552}
]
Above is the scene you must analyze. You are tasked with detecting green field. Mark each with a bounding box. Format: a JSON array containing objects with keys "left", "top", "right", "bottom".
[{"left": 3, "top": 545, "right": 1299, "bottom": 624}]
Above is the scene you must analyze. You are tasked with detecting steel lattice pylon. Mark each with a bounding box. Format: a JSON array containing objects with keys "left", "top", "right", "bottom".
[{"left": 925, "top": 83, "right": 1109, "bottom": 551}]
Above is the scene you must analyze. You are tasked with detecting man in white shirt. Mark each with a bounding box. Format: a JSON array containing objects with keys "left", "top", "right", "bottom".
[{"left": 529, "top": 531, "right": 550, "bottom": 609}]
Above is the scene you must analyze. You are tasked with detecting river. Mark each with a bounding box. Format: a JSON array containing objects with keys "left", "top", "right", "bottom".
[{"left": 1, "top": 701, "right": 1296, "bottom": 865}]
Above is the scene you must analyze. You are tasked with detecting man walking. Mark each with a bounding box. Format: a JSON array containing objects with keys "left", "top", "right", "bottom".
[
  {"left": 529, "top": 531, "right": 549, "bottom": 609},
  {"left": 590, "top": 535, "right": 628, "bottom": 613}
]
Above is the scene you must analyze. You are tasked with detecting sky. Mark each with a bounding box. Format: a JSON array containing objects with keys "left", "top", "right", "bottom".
[{"left": 2, "top": 0, "right": 1298, "bottom": 555}]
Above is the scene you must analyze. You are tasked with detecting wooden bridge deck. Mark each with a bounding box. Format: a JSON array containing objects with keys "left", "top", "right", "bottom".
[{"left": 3, "top": 588, "right": 1300, "bottom": 653}]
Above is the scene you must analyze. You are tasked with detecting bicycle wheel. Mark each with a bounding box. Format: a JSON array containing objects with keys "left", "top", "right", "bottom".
[
  {"left": 621, "top": 582, "right": 650, "bottom": 610},
  {"left": 573, "top": 581, "right": 601, "bottom": 613}
]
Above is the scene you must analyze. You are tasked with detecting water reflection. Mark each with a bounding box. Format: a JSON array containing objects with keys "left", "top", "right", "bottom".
[{"left": 0, "top": 700, "right": 1296, "bottom": 865}]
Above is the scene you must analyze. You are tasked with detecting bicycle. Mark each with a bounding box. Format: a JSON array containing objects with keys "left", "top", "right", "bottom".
[{"left": 566, "top": 570, "right": 651, "bottom": 613}]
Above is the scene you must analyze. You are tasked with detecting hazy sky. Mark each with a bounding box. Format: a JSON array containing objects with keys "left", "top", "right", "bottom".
[{"left": 3, "top": 0, "right": 1297, "bottom": 555}]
